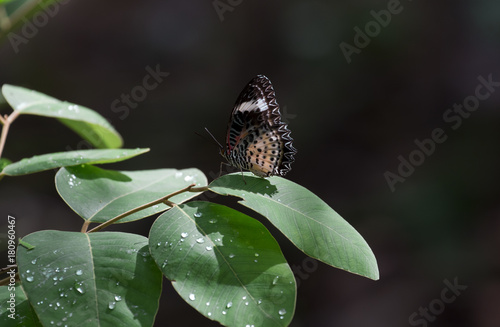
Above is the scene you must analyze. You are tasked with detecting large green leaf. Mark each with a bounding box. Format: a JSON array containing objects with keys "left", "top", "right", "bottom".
[
  {"left": 209, "top": 173, "right": 379, "bottom": 280},
  {"left": 0, "top": 148, "right": 149, "bottom": 176},
  {"left": 1, "top": 84, "right": 122, "bottom": 148},
  {"left": 56, "top": 165, "right": 207, "bottom": 223},
  {"left": 0, "top": 284, "right": 42, "bottom": 326},
  {"left": 17, "top": 231, "right": 162, "bottom": 327},
  {"left": 149, "top": 201, "right": 296, "bottom": 327}
]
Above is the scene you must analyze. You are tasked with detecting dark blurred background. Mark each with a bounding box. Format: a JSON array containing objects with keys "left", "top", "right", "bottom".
[{"left": 1, "top": 0, "right": 499, "bottom": 326}]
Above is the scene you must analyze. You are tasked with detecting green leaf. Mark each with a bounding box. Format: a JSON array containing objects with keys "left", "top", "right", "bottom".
[
  {"left": 0, "top": 284, "right": 42, "bottom": 326},
  {"left": 209, "top": 173, "right": 379, "bottom": 280},
  {"left": 56, "top": 165, "right": 207, "bottom": 223},
  {"left": 149, "top": 201, "right": 296, "bottom": 327},
  {"left": 0, "top": 158, "right": 12, "bottom": 171},
  {"left": 0, "top": 148, "right": 148, "bottom": 176},
  {"left": 1, "top": 84, "right": 122, "bottom": 148},
  {"left": 17, "top": 230, "right": 162, "bottom": 327}
]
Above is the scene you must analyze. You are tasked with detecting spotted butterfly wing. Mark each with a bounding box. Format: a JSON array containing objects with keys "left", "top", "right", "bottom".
[{"left": 221, "top": 75, "right": 296, "bottom": 177}]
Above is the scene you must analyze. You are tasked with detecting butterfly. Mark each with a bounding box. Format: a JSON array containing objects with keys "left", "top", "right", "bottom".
[{"left": 211, "top": 75, "right": 297, "bottom": 177}]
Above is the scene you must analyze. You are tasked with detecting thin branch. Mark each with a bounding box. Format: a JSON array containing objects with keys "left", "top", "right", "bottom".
[
  {"left": 87, "top": 183, "right": 208, "bottom": 234},
  {"left": 0, "top": 5, "right": 11, "bottom": 32},
  {"left": 0, "top": 110, "right": 20, "bottom": 159},
  {"left": 0, "top": 0, "right": 41, "bottom": 40},
  {"left": 0, "top": 264, "right": 16, "bottom": 274}
]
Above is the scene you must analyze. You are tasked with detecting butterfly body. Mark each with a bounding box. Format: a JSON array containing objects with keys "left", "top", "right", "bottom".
[{"left": 220, "top": 75, "right": 296, "bottom": 177}]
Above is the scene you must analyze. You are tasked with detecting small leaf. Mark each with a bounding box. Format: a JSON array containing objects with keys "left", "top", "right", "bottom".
[
  {"left": 17, "top": 230, "right": 162, "bottom": 327},
  {"left": 1, "top": 84, "right": 122, "bottom": 148},
  {"left": 210, "top": 173, "right": 379, "bottom": 280},
  {"left": 1, "top": 148, "right": 148, "bottom": 176},
  {"left": 149, "top": 201, "right": 296, "bottom": 327},
  {"left": 56, "top": 165, "right": 207, "bottom": 223},
  {"left": 0, "top": 284, "right": 42, "bottom": 326},
  {"left": 19, "top": 238, "right": 35, "bottom": 250}
]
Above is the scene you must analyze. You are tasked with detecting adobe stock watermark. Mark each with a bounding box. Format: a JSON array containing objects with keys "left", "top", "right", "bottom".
[
  {"left": 409, "top": 277, "right": 467, "bottom": 326},
  {"left": 340, "top": 0, "right": 409, "bottom": 64},
  {"left": 6, "top": 215, "right": 17, "bottom": 319},
  {"left": 212, "top": 0, "right": 243, "bottom": 22},
  {"left": 384, "top": 74, "right": 500, "bottom": 192},
  {"left": 8, "top": 0, "right": 71, "bottom": 54},
  {"left": 110, "top": 65, "right": 169, "bottom": 120},
  {"left": 292, "top": 256, "right": 318, "bottom": 288}
]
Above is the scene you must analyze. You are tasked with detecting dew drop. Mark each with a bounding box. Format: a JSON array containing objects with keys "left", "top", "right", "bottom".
[
  {"left": 222, "top": 310, "right": 227, "bottom": 315},
  {"left": 161, "top": 260, "right": 168, "bottom": 268},
  {"left": 26, "top": 276, "right": 34, "bottom": 282},
  {"left": 208, "top": 312, "right": 212, "bottom": 316},
  {"left": 279, "top": 309, "right": 287, "bottom": 315},
  {"left": 75, "top": 270, "right": 83, "bottom": 276},
  {"left": 226, "top": 301, "right": 233, "bottom": 308},
  {"left": 209, "top": 218, "right": 217, "bottom": 224},
  {"left": 194, "top": 212, "right": 202, "bottom": 218},
  {"left": 181, "top": 232, "right": 188, "bottom": 238},
  {"left": 245, "top": 302, "right": 249, "bottom": 306},
  {"left": 184, "top": 175, "right": 194, "bottom": 182},
  {"left": 108, "top": 301, "right": 116, "bottom": 310},
  {"left": 228, "top": 253, "right": 235, "bottom": 259},
  {"left": 114, "top": 295, "right": 122, "bottom": 302},
  {"left": 272, "top": 276, "right": 279, "bottom": 285},
  {"left": 196, "top": 237, "right": 205, "bottom": 244},
  {"left": 31, "top": 259, "right": 37, "bottom": 264},
  {"left": 205, "top": 246, "right": 213, "bottom": 251},
  {"left": 206, "top": 302, "right": 210, "bottom": 306},
  {"left": 242, "top": 296, "right": 247, "bottom": 300},
  {"left": 75, "top": 283, "right": 85, "bottom": 294},
  {"left": 189, "top": 293, "right": 196, "bottom": 301}
]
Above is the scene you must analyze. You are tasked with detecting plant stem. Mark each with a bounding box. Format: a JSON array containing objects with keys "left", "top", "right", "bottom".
[
  {"left": 87, "top": 184, "right": 209, "bottom": 233},
  {"left": 0, "top": 111, "right": 20, "bottom": 160},
  {"left": 0, "top": 0, "right": 41, "bottom": 41},
  {"left": 81, "top": 220, "right": 90, "bottom": 233},
  {"left": 0, "top": 5, "right": 11, "bottom": 31}
]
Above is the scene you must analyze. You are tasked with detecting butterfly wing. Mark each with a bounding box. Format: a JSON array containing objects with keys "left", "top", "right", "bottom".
[{"left": 223, "top": 75, "right": 296, "bottom": 177}]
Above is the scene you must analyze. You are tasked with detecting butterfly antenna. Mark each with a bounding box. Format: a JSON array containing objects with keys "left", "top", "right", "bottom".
[{"left": 203, "top": 127, "right": 224, "bottom": 150}]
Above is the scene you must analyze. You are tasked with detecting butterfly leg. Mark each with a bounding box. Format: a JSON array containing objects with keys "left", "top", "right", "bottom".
[{"left": 239, "top": 168, "right": 247, "bottom": 184}]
